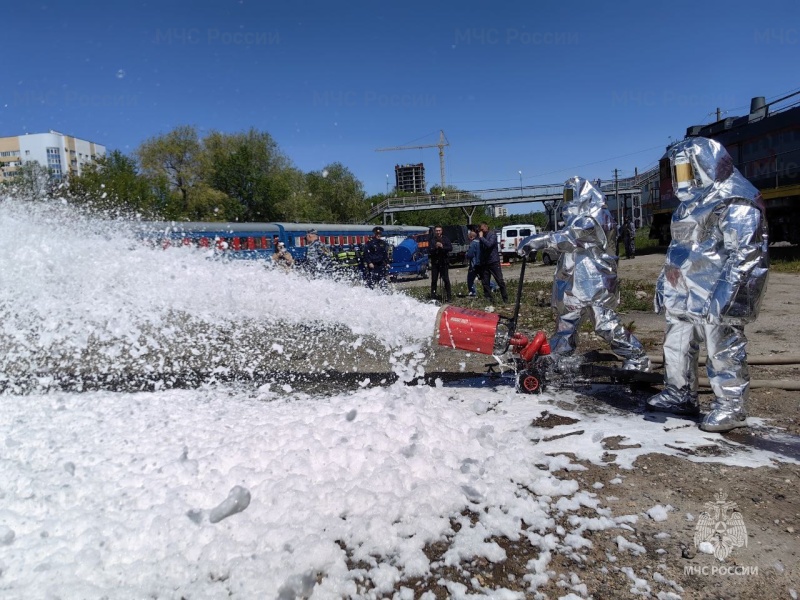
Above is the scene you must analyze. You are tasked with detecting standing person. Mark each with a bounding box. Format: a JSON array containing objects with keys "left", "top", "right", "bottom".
[
  {"left": 303, "top": 228, "right": 331, "bottom": 275},
  {"left": 464, "top": 229, "right": 480, "bottom": 297},
  {"left": 429, "top": 225, "right": 452, "bottom": 302},
  {"left": 646, "top": 137, "right": 769, "bottom": 432},
  {"left": 517, "top": 176, "right": 650, "bottom": 371},
  {"left": 622, "top": 216, "right": 636, "bottom": 259},
  {"left": 271, "top": 241, "right": 294, "bottom": 271},
  {"left": 363, "top": 226, "right": 390, "bottom": 290},
  {"left": 478, "top": 222, "right": 509, "bottom": 303}
]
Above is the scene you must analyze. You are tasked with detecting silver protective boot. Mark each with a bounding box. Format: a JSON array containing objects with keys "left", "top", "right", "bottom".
[
  {"left": 646, "top": 387, "right": 700, "bottom": 416},
  {"left": 700, "top": 398, "right": 748, "bottom": 432},
  {"left": 623, "top": 354, "right": 651, "bottom": 373}
]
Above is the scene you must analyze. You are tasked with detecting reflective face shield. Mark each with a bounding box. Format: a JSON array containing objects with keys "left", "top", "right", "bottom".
[
  {"left": 671, "top": 150, "right": 697, "bottom": 199},
  {"left": 562, "top": 184, "right": 581, "bottom": 220}
]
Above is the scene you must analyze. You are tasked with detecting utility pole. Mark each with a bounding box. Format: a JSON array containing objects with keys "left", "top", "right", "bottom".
[
  {"left": 614, "top": 168, "right": 620, "bottom": 226},
  {"left": 716, "top": 107, "right": 721, "bottom": 121}
]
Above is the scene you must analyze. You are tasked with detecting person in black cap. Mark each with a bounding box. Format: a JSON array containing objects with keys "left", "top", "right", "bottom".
[{"left": 362, "top": 226, "right": 390, "bottom": 290}]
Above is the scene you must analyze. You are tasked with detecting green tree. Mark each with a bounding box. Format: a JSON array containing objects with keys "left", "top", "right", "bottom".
[
  {"left": 8, "top": 162, "right": 53, "bottom": 201},
  {"left": 304, "top": 162, "right": 368, "bottom": 223},
  {"left": 137, "top": 125, "right": 205, "bottom": 215},
  {"left": 204, "top": 129, "right": 292, "bottom": 221},
  {"left": 67, "top": 150, "right": 159, "bottom": 217},
  {"left": 272, "top": 167, "right": 312, "bottom": 221}
]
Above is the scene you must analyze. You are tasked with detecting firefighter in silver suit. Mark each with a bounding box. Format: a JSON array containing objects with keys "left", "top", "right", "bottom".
[
  {"left": 517, "top": 176, "right": 650, "bottom": 371},
  {"left": 647, "top": 137, "right": 769, "bottom": 432}
]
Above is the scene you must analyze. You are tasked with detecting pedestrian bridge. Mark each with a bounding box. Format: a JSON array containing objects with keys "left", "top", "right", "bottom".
[{"left": 367, "top": 181, "right": 645, "bottom": 224}]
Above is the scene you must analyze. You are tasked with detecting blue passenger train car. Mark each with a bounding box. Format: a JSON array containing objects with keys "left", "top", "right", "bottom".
[{"left": 137, "top": 221, "right": 430, "bottom": 276}]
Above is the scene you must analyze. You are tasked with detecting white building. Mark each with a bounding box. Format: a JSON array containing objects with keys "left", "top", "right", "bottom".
[
  {"left": 492, "top": 205, "right": 508, "bottom": 218},
  {"left": 0, "top": 131, "right": 106, "bottom": 182}
]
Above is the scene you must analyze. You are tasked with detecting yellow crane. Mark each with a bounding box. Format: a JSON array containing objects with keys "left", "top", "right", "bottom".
[{"left": 376, "top": 130, "right": 450, "bottom": 194}]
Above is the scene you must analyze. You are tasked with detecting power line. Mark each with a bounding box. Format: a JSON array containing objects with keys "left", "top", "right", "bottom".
[
  {"left": 449, "top": 142, "right": 666, "bottom": 186},
  {"left": 767, "top": 85, "right": 800, "bottom": 103},
  {"left": 697, "top": 85, "right": 800, "bottom": 124}
]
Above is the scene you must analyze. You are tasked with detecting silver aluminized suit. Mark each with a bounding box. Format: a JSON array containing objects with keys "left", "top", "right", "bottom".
[
  {"left": 647, "top": 137, "right": 769, "bottom": 432},
  {"left": 518, "top": 176, "right": 649, "bottom": 370}
]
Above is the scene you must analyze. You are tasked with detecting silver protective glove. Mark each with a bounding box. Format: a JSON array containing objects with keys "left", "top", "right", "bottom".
[{"left": 517, "top": 234, "right": 549, "bottom": 257}]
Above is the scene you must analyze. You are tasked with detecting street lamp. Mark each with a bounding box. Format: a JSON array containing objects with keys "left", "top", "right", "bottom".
[
  {"left": 385, "top": 173, "right": 389, "bottom": 196},
  {"left": 519, "top": 170, "right": 523, "bottom": 199}
]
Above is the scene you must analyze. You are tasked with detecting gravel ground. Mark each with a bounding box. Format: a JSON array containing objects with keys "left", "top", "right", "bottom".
[{"left": 395, "top": 250, "right": 800, "bottom": 599}]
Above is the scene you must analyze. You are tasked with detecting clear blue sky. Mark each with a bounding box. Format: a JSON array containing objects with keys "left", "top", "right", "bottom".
[{"left": 3, "top": 0, "right": 799, "bottom": 202}]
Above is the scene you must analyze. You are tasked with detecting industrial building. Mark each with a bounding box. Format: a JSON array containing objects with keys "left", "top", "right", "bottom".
[{"left": 0, "top": 131, "right": 106, "bottom": 182}]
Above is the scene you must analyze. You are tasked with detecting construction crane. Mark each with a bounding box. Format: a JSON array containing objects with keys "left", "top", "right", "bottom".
[{"left": 376, "top": 130, "right": 450, "bottom": 194}]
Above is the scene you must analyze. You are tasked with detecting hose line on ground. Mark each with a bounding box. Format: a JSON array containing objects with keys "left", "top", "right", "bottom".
[{"left": 648, "top": 354, "right": 800, "bottom": 366}]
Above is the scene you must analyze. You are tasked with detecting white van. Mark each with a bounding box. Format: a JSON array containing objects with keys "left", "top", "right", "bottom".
[{"left": 500, "top": 224, "right": 538, "bottom": 262}]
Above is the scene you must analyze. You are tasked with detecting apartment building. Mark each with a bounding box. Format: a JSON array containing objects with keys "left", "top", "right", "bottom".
[
  {"left": 394, "top": 163, "right": 426, "bottom": 194},
  {"left": 0, "top": 131, "right": 106, "bottom": 182}
]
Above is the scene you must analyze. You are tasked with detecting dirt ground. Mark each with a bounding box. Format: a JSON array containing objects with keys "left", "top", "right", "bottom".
[{"left": 396, "top": 252, "right": 800, "bottom": 599}]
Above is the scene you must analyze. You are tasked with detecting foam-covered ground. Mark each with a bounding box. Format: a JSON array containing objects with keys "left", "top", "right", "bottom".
[{"left": 0, "top": 199, "right": 795, "bottom": 598}]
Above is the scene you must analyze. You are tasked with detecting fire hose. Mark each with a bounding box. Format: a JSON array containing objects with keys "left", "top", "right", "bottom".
[{"left": 648, "top": 354, "right": 800, "bottom": 391}]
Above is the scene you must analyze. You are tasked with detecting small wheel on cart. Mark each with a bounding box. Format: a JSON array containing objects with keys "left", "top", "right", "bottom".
[{"left": 517, "top": 370, "right": 542, "bottom": 394}]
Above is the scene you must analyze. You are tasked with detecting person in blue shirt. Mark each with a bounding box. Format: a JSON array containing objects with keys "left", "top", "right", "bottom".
[
  {"left": 464, "top": 229, "right": 481, "bottom": 297},
  {"left": 478, "top": 222, "right": 509, "bottom": 303},
  {"left": 362, "top": 226, "right": 390, "bottom": 290}
]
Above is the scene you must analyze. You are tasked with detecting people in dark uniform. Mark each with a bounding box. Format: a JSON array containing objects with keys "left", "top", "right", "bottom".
[
  {"left": 465, "top": 229, "right": 480, "bottom": 297},
  {"left": 478, "top": 222, "right": 509, "bottom": 303},
  {"left": 622, "top": 216, "right": 636, "bottom": 259},
  {"left": 362, "top": 226, "right": 390, "bottom": 290},
  {"left": 429, "top": 225, "right": 452, "bottom": 302}
]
